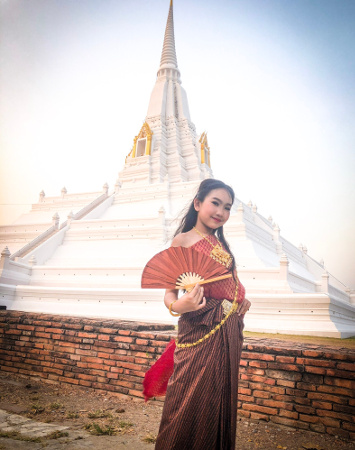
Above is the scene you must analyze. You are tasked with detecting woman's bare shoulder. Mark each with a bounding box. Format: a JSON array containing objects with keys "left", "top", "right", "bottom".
[
  {"left": 171, "top": 233, "right": 188, "bottom": 247},
  {"left": 171, "top": 231, "right": 197, "bottom": 248}
]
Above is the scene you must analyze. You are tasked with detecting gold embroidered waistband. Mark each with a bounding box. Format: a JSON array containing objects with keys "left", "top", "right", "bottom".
[{"left": 176, "top": 297, "right": 239, "bottom": 349}]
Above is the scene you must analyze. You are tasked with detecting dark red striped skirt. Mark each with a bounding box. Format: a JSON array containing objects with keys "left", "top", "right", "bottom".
[{"left": 155, "top": 299, "right": 244, "bottom": 450}]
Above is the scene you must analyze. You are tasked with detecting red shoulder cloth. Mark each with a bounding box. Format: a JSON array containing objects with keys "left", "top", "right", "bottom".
[{"left": 142, "top": 339, "right": 176, "bottom": 401}]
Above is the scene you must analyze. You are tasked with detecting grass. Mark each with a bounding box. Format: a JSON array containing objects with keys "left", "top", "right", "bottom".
[
  {"left": 118, "top": 420, "right": 134, "bottom": 429},
  {"left": 84, "top": 420, "right": 134, "bottom": 436},
  {"left": 142, "top": 433, "right": 157, "bottom": 443},
  {"left": 46, "top": 430, "right": 69, "bottom": 439},
  {"left": 87, "top": 409, "right": 113, "bottom": 419},
  {"left": 0, "top": 430, "right": 42, "bottom": 443},
  {"left": 243, "top": 331, "right": 355, "bottom": 348},
  {"left": 84, "top": 422, "right": 116, "bottom": 436},
  {"left": 67, "top": 412, "right": 80, "bottom": 419},
  {"left": 50, "top": 402, "right": 63, "bottom": 410},
  {"left": 30, "top": 403, "right": 45, "bottom": 414}
]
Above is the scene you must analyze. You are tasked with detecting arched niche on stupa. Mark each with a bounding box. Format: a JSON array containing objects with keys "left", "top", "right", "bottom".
[
  {"left": 130, "top": 122, "right": 153, "bottom": 158},
  {"left": 199, "top": 132, "right": 211, "bottom": 167}
]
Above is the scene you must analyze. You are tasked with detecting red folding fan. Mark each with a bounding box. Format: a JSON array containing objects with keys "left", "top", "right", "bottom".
[{"left": 141, "top": 246, "right": 232, "bottom": 292}]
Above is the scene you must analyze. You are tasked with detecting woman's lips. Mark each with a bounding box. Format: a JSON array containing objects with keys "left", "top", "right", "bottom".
[{"left": 212, "top": 217, "right": 222, "bottom": 223}]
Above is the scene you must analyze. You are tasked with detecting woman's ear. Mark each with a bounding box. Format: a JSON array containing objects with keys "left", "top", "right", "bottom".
[{"left": 194, "top": 198, "right": 200, "bottom": 211}]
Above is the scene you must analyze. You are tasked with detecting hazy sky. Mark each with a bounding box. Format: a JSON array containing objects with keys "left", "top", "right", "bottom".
[{"left": 0, "top": 0, "right": 354, "bottom": 288}]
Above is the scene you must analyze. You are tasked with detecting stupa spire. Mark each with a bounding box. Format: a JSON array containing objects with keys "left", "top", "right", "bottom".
[
  {"left": 120, "top": 0, "right": 213, "bottom": 186},
  {"left": 159, "top": 0, "right": 178, "bottom": 69}
]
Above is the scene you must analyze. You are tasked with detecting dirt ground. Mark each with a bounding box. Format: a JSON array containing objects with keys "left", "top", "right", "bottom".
[{"left": 0, "top": 372, "right": 354, "bottom": 450}]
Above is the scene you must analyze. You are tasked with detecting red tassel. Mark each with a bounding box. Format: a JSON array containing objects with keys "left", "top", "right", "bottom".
[{"left": 143, "top": 339, "right": 176, "bottom": 401}]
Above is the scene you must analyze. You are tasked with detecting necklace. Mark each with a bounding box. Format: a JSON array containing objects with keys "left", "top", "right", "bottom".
[{"left": 193, "top": 227, "right": 232, "bottom": 268}]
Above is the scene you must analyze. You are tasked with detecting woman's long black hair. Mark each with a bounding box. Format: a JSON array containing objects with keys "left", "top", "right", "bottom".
[{"left": 174, "top": 179, "right": 236, "bottom": 277}]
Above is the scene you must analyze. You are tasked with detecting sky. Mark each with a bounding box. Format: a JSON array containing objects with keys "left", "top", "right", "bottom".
[{"left": 0, "top": 0, "right": 354, "bottom": 289}]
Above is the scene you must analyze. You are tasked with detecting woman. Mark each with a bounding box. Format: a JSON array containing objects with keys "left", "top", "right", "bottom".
[{"left": 155, "top": 179, "right": 251, "bottom": 450}]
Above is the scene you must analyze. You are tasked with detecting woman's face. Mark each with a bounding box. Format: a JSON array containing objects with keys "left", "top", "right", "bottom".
[{"left": 194, "top": 188, "right": 232, "bottom": 232}]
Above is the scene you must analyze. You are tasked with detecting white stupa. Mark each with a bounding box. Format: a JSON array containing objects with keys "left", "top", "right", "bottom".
[{"left": 0, "top": 1, "right": 354, "bottom": 338}]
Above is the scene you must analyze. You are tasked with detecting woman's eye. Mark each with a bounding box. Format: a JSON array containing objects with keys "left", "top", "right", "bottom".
[
  {"left": 225, "top": 207, "right": 231, "bottom": 211},
  {"left": 212, "top": 201, "right": 219, "bottom": 206}
]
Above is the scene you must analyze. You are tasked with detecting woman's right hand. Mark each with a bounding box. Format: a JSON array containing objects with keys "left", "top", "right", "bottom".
[{"left": 169, "top": 284, "right": 206, "bottom": 315}]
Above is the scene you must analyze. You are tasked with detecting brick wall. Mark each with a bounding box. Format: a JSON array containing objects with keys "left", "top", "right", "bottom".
[{"left": 0, "top": 311, "right": 354, "bottom": 440}]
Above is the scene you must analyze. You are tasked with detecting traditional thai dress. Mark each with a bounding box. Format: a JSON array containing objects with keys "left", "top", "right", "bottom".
[{"left": 155, "top": 236, "right": 246, "bottom": 450}]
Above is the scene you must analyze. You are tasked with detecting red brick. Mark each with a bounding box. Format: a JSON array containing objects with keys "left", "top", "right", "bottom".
[
  {"left": 294, "top": 405, "right": 315, "bottom": 414},
  {"left": 271, "top": 415, "right": 309, "bottom": 429},
  {"left": 128, "top": 389, "right": 144, "bottom": 398},
  {"left": 299, "top": 414, "right": 319, "bottom": 423},
  {"left": 113, "top": 336, "right": 134, "bottom": 343},
  {"left": 326, "top": 427, "right": 350, "bottom": 439},
  {"left": 97, "top": 334, "right": 110, "bottom": 341},
  {"left": 239, "top": 387, "right": 251, "bottom": 395},
  {"left": 295, "top": 382, "right": 316, "bottom": 392},
  {"left": 78, "top": 332, "right": 97, "bottom": 339},
  {"left": 118, "top": 330, "right": 131, "bottom": 336},
  {"left": 106, "top": 372, "right": 119, "bottom": 379},
  {"left": 131, "top": 332, "right": 155, "bottom": 339},
  {"left": 304, "top": 365, "right": 326, "bottom": 375},
  {"left": 59, "top": 376, "right": 79, "bottom": 385},
  {"left": 308, "top": 392, "right": 345, "bottom": 403},
  {"left": 326, "top": 368, "right": 355, "bottom": 379},
  {"left": 333, "top": 404, "right": 355, "bottom": 414},
  {"left": 311, "top": 401, "right": 332, "bottom": 410},
  {"left": 253, "top": 390, "right": 270, "bottom": 399},
  {"left": 5, "top": 329, "right": 22, "bottom": 335},
  {"left": 249, "top": 412, "right": 269, "bottom": 421},
  {"left": 275, "top": 356, "right": 295, "bottom": 364},
  {"left": 241, "top": 352, "right": 275, "bottom": 361},
  {"left": 44, "top": 328, "right": 64, "bottom": 334},
  {"left": 302, "top": 373, "right": 323, "bottom": 384},
  {"left": 302, "top": 350, "right": 324, "bottom": 358},
  {"left": 237, "top": 410, "right": 251, "bottom": 418},
  {"left": 309, "top": 423, "right": 326, "bottom": 433},
  {"left": 246, "top": 367, "right": 265, "bottom": 376},
  {"left": 93, "top": 346, "right": 115, "bottom": 354},
  {"left": 78, "top": 380, "right": 92, "bottom": 387},
  {"left": 75, "top": 349, "right": 97, "bottom": 357},
  {"left": 239, "top": 394, "right": 253, "bottom": 403},
  {"left": 81, "top": 357, "right": 103, "bottom": 364},
  {"left": 98, "top": 327, "right": 117, "bottom": 334},
  {"left": 249, "top": 361, "right": 267, "bottom": 369},
  {"left": 97, "top": 352, "right": 112, "bottom": 359},
  {"left": 136, "top": 339, "right": 149, "bottom": 346},
  {"left": 324, "top": 377, "right": 355, "bottom": 390},
  {"left": 251, "top": 384, "right": 285, "bottom": 395},
  {"left": 0, "top": 366, "right": 18, "bottom": 373},
  {"left": 17, "top": 324, "right": 35, "bottom": 331},
  {"left": 42, "top": 367, "right": 63, "bottom": 376},
  {"left": 294, "top": 397, "right": 311, "bottom": 406},
  {"left": 337, "top": 362, "right": 355, "bottom": 371},
  {"left": 279, "top": 410, "right": 298, "bottom": 419},
  {"left": 110, "top": 354, "right": 135, "bottom": 363},
  {"left": 257, "top": 399, "right": 293, "bottom": 411},
  {"left": 296, "top": 357, "right": 336, "bottom": 368},
  {"left": 268, "top": 363, "right": 303, "bottom": 372},
  {"left": 276, "top": 379, "right": 295, "bottom": 388},
  {"left": 110, "top": 367, "right": 124, "bottom": 374},
  {"left": 343, "top": 422, "right": 355, "bottom": 432},
  {"left": 316, "top": 409, "right": 353, "bottom": 422},
  {"left": 319, "top": 417, "right": 340, "bottom": 428},
  {"left": 243, "top": 404, "right": 278, "bottom": 415},
  {"left": 151, "top": 340, "right": 169, "bottom": 347}
]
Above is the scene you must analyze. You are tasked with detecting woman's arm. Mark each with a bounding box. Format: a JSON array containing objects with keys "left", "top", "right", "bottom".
[
  {"left": 236, "top": 297, "right": 251, "bottom": 316},
  {"left": 164, "top": 284, "right": 206, "bottom": 315}
]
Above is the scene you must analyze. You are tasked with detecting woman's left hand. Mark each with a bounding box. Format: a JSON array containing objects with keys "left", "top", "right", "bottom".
[{"left": 236, "top": 297, "right": 251, "bottom": 316}]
